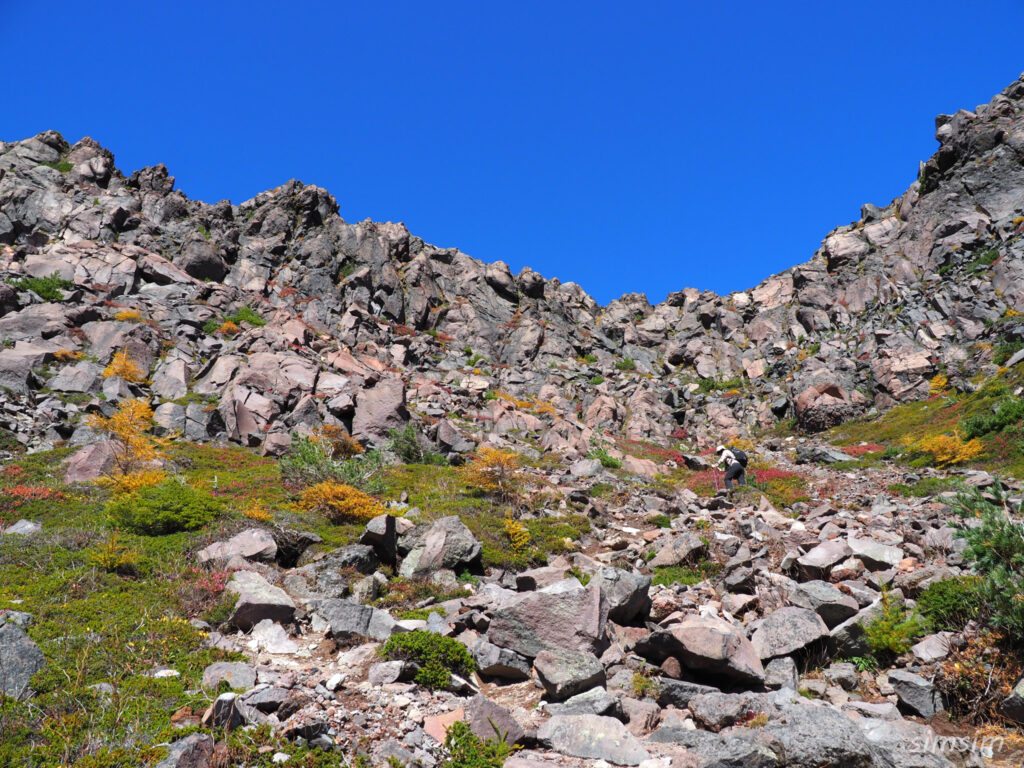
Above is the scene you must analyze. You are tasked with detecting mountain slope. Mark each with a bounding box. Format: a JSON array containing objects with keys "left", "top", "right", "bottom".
[{"left": 2, "top": 75, "right": 1024, "bottom": 459}]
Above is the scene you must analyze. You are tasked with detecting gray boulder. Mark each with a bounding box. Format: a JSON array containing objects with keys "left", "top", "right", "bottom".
[
  {"left": 537, "top": 714, "right": 650, "bottom": 765},
  {"left": 847, "top": 537, "right": 905, "bottom": 571},
  {"left": 488, "top": 581, "right": 608, "bottom": 659},
  {"left": 399, "top": 516, "right": 481, "bottom": 577},
  {"left": 888, "top": 669, "right": 944, "bottom": 718},
  {"left": 154, "top": 732, "right": 215, "bottom": 768},
  {"left": 534, "top": 648, "right": 606, "bottom": 701},
  {"left": 201, "top": 661, "right": 257, "bottom": 691},
  {"left": 0, "top": 620, "right": 45, "bottom": 699},
  {"left": 315, "top": 598, "right": 398, "bottom": 641},
  {"left": 751, "top": 607, "right": 829, "bottom": 661},
  {"left": 465, "top": 694, "right": 525, "bottom": 745},
  {"left": 197, "top": 528, "right": 277, "bottom": 566},
  {"left": 794, "top": 445, "right": 855, "bottom": 464},
  {"left": 648, "top": 532, "right": 708, "bottom": 568},
  {"left": 1000, "top": 673, "right": 1024, "bottom": 723},
  {"left": 594, "top": 567, "right": 651, "bottom": 624},
  {"left": 547, "top": 686, "right": 620, "bottom": 717},
  {"left": 656, "top": 615, "right": 764, "bottom": 686},
  {"left": 789, "top": 580, "right": 859, "bottom": 628},
  {"left": 797, "top": 540, "right": 853, "bottom": 580},
  {"left": 226, "top": 570, "right": 296, "bottom": 631},
  {"left": 471, "top": 638, "right": 531, "bottom": 680}
]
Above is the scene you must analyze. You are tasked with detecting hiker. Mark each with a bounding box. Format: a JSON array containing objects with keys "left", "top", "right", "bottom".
[{"left": 714, "top": 444, "right": 747, "bottom": 490}]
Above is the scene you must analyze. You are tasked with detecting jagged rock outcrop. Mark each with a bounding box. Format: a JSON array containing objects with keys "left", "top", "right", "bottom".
[{"left": 2, "top": 74, "right": 1024, "bottom": 457}]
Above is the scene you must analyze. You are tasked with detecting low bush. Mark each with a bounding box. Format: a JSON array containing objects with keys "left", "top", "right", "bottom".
[
  {"left": 106, "top": 478, "right": 221, "bottom": 535},
  {"left": 951, "top": 485, "right": 1024, "bottom": 637},
  {"left": 280, "top": 434, "right": 385, "bottom": 492},
  {"left": 379, "top": 629, "right": 476, "bottom": 690},
  {"left": 461, "top": 446, "right": 522, "bottom": 502},
  {"left": 697, "top": 375, "right": 744, "bottom": 394},
  {"left": 587, "top": 447, "right": 621, "bottom": 469},
  {"left": 225, "top": 305, "right": 266, "bottom": 327},
  {"left": 503, "top": 514, "right": 530, "bottom": 553},
  {"left": 299, "top": 481, "right": 385, "bottom": 523},
  {"left": 7, "top": 272, "right": 73, "bottom": 300},
  {"left": 388, "top": 423, "right": 445, "bottom": 465},
  {"left": 102, "top": 349, "right": 147, "bottom": 382},
  {"left": 615, "top": 358, "right": 637, "bottom": 371},
  {"left": 905, "top": 431, "right": 984, "bottom": 467},
  {"left": 864, "top": 588, "right": 928, "bottom": 657},
  {"left": 960, "top": 397, "right": 1024, "bottom": 439},
  {"left": 651, "top": 560, "right": 721, "bottom": 586},
  {"left": 917, "top": 576, "right": 981, "bottom": 632},
  {"left": 441, "top": 720, "right": 517, "bottom": 768}
]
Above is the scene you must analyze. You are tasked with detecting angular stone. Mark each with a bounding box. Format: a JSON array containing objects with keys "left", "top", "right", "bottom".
[
  {"left": 197, "top": 528, "right": 277, "bottom": 566},
  {"left": 789, "top": 580, "right": 859, "bottom": 628},
  {"left": 594, "top": 567, "right": 651, "bottom": 624},
  {"left": 534, "top": 648, "right": 605, "bottom": 701},
  {"left": 202, "top": 661, "right": 257, "bottom": 691},
  {"left": 2, "top": 519, "right": 41, "bottom": 536},
  {"left": 847, "top": 537, "right": 905, "bottom": 571},
  {"left": 648, "top": 532, "right": 707, "bottom": 568},
  {"left": 655, "top": 677, "right": 719, "bottom": 708},
  {"left": 547, "top": 686, "right": 620, "bottom": 717},
  {"left": 796, "top": 540, "right": 852, "bottom": 580},
  {"left": 1001, "top": 674, "right": 1024, "bottom": 724},
  {"left": 763, "top": 656, "right": 799, "bottom": 691},
  {"left": 751, "top": 607, "right": 829, "bottom": 661},
  {"left": 0, "top": 621, "right": 45, "bottom": 699},
  {"left": 226, "top": 570, "right": 295, "bottom": 632},
  {"left": 888, "top": 669, "right": 944, "bottom": 718},
  {"left": 464, "top": 694, "right": 525, "bottom": 745},
  {"left": 399, "top": 516, "right": 481, "bottom": 578},
  {"left": 471, "top": 638, "right": 531, "bottom": 680},
  {"left": 315, "top": 598, "right": 398, "bottom": 641},
  {"left": 201, "top": 692, "right": 246, "bottom": 730},
  {"left": 662, "top": 615, "right": 764, "bottom": 685},
  {"left": 488, "top": 582, "right": 608, "bottom": 659},
  {"left": 537, "top": 714, "right": 650, "bottom": 765},
  {"left": 154, "top": 732, "right": 215, "bottom": 768}
]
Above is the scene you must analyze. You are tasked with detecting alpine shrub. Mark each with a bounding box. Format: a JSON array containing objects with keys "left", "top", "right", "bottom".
[
  {"left": 106, "top": 478, "right": 222, "bottom": 535},
  {"left": 379, "top": 630, "right": 476, "bottom": 690},
  {"left": 950, "top": 484, "right": 1024, "bottom": 637},
  {"left": 960, "top": 397, "right": 1024, "bottom": 439},
  {"left": 917, "top": 576, "right": 981, "bottom": 632},
  {"left": 441, "top": 720, "right": 516, "bottom": 768},
  {"left": 299, "top": 481, "right": 385, "bottom": 523},
  {"left": 864, "top": 588, "right": 928, "bottom": 657},
  {"left": 7, "top": 272, "right": 74, "bottom": 301}
]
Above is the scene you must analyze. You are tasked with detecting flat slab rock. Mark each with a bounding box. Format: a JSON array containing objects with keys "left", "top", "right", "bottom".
[
  {"left": 197, "top": 528, "right": 277, "bottom": 565},
  {"left": 537, "top": 714, "right": 650, "bottom": 765}
]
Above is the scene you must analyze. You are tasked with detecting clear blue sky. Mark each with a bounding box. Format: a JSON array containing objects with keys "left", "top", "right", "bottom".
[{"left": 4, "top": 2, "right": 1023, "bottom": 305}]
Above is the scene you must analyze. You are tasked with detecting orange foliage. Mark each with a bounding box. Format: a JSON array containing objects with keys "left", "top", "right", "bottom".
[
  {"left": 461, "top": 446, "right": 522, "bottom": 501},
  {"left": 299, "top": 481, "right": 385, "bottom": 523},
  {"left": 102, "top": 349, "right": 146, "bottom": 382}
]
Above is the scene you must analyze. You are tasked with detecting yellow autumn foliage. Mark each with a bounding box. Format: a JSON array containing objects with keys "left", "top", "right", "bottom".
[
  {"left": 94, "top": 469, "right": 167, "bottom": 495},
  {"left": 299, "top": 481, "right": 385, "bottom": 523},
  {"left": 217, "top": 320, "right": 240, "bottom": 336},
  {"left": 87, "top": 399, "right": 169, "bottom": 481},
  {"left": 102, "top": 349, "right": 146, "bottom": 382},
  {"left": 114, "top": 308, "right": 143, "bottom": 322},
  {"left": 313, "top": 424, "right": 364, "bottom": 459},
  {"left": 929, "top": 373, "right": 949, "bottom": 395},
  {"left": 461, "top": 446, "right": 522, "bottom": 501},
  {"left": 909, "top": 431, "right": 984, "bottom": 467},
  {"left": 503, "top": 515, "right": 530, "bottom": 553}
]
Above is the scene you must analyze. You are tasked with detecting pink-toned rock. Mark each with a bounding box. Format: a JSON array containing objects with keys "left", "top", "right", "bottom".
[
  {"left": 621, "top": 455, "right": 660, "bottom": 478},
  {"left": 793, "top": 381, "right": 868, "bottom": 432},
  {"left": 424, "top": 708, "right": 464, "bottom": 743},
  {"left": 63, "top": 441, "right": 118, "bottom": 483},
  {"left": 665, "top": 615, "right": 765, "bottom": 685}
]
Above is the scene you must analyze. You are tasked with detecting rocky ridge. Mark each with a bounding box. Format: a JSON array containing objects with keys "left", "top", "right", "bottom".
[
  {"left": 2, "top": 75, "right": 1024, "bottom": 768},
  {"left": 1, "top": 77, "right": 1024, "bottom": 457}
]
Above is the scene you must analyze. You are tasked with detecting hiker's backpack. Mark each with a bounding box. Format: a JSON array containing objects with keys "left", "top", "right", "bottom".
[{"left": 731, "top": 448, "right": 749, "bottom": 468}]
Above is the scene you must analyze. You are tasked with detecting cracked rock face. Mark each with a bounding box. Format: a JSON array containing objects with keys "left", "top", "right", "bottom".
[{"left": 2, "top": 74, "right": 1024, "bottom": 459}]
